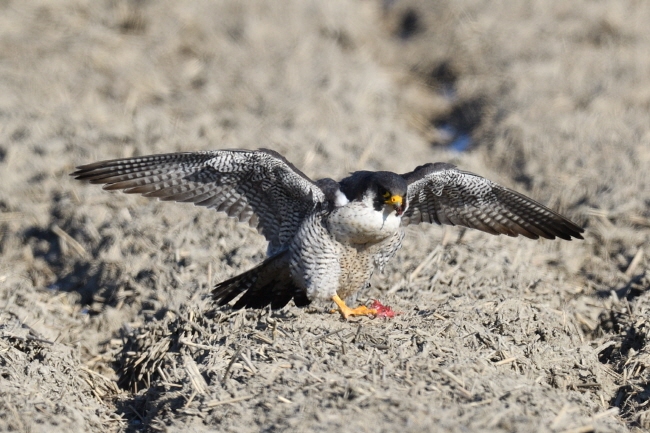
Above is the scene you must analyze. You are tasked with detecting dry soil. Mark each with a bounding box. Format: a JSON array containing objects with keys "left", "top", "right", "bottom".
[{"left": 0, "top": 1, "right": 648, "bottom": 432}]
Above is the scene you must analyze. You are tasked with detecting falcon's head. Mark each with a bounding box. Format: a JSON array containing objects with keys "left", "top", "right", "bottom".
[
  {"left": 371, "top": 172, "right": 408, "bottom": 216},
  {"left": 339, "top": 171, "right": 408, "bottom": 216}
]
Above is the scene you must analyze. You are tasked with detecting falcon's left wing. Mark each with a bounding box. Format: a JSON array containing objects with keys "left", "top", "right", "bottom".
[
  {"left": 72, "top": 149, "right": 326, "bottom": 253},
  {"left": 400, "top": 163, "right": 584, "bottom": 240}
]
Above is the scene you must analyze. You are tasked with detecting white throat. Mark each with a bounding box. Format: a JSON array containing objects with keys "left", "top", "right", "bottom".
[
  {"left": 334, "top": 190, "right": 349, "bottom": 207},
  {"left": 326, "top": 190, "right": 402, "bottom": 245}
]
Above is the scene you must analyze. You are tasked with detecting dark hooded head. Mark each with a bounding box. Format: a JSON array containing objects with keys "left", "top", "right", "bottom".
[{"left": 339, "top": 171, "right": 408, "bottom": 215}]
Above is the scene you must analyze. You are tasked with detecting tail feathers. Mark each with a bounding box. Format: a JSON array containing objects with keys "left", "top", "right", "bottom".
[{"left": 212, "top": 251, "right": 310, "bottom": 310}]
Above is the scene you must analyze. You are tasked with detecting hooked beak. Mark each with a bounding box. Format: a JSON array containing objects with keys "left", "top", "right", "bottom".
[{"left": 385, "top": 195, "right": 404, "bottom": 216}]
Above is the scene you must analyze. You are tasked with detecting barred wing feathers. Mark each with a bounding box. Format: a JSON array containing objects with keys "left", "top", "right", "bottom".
[
  {"left": 72, "top": 149, "right": 326, "bottom": 252},
  {"left": 401, "top": 163, "right": 583, "bottom": 240}
]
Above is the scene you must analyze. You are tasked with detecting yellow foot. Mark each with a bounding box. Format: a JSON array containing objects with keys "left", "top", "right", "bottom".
[{"left": 330, "top": 295, "right": 378, "bottom": 320}]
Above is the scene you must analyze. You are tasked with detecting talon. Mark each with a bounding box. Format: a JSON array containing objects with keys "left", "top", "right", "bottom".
[{"left": 331, "top": 295, "right": 377, "bottom": 319}]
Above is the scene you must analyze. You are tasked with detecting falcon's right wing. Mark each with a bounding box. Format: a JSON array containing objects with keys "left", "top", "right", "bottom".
[
  {"left": 72, "top": 148, "right": 326, "bottom": 253},
  {"left": 400, "top": 163, "right": 584, "bottom": 240}
]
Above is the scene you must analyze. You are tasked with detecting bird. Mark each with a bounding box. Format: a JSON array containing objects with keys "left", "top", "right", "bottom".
[{"left": 71, "top": 148, "right": 584, "bottom": 319}]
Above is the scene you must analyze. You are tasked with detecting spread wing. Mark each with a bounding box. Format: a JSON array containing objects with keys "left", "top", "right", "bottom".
[
  {"left": 71, "top": 148, "right": 326, "bottom": 253},
  {"left": 400, "top": 163, "right": 584, "bottom": 240}
]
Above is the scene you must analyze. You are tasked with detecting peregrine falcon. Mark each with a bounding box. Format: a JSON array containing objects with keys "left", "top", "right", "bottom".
[{"left": 72, "top": 148, "right": 584, "bottom": 319}]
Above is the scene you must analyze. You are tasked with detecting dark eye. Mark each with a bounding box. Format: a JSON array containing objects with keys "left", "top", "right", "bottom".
[{"left": 382, "top": 191, "right": 391, "bottom": 199}]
